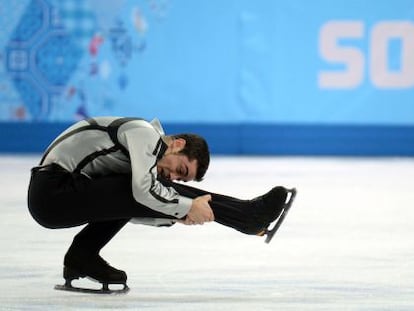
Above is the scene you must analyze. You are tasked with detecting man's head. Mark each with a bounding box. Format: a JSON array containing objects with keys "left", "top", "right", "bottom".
[{"left": 157, "top": 134, "right": 210, "bottom": 182}]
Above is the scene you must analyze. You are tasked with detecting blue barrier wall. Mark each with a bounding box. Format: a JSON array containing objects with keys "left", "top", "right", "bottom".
[
  {"left": 2, "top": 122, "right": 414, "bottom": 156},
  {"left": 1, "top": 0, "right": 414, "bottom": 155}
]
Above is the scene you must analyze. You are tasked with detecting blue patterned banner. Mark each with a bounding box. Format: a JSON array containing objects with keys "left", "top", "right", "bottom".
[{"left": 1, "top": 0, "right": 414, "bottom": 125}]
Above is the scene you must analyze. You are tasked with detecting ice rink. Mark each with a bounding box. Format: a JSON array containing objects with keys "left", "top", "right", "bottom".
[{"left": 0, "top": 155, "right": 413, "bottom": 310}]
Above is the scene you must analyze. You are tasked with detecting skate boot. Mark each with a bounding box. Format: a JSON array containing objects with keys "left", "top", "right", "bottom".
[
  {"left": 55, "top": 249, "right": 129, "bottom": 294},
  {"left": 252, "top": 187, "right": 297, "bottom": 243}
]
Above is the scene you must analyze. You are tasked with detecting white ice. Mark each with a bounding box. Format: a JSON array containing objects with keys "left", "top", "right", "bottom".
[{"left": 0, "top": 155, "right": 413, "bottom": 310}]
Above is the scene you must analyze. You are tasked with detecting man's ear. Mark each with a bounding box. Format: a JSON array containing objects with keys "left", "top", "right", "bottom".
[{"left": 172, "top": 138, "right": 186, "bottom": 152}]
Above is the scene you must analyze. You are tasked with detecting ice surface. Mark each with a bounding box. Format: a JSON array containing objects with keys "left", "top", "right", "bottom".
[{"left": 0, "top": 155, "right": 413, "bottom": 310}]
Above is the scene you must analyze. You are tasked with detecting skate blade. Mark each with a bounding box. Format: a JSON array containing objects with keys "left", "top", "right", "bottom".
[
  {"left": 54, "top": 283, "right": 130, "bottom": 295},
  {"left": 264, "top": 188, "right": 297, "bottom": 244}
]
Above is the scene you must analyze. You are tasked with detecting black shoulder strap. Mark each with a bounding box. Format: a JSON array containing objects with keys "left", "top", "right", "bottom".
[
  {"left": 39, "top": 118, "right": 106, "bottom": 165},
  {"left": 39, "top": 117, "right": 163, "bottom": 174},
  {"left": 72, "top": 117, "right": 143, "bottom": 173},
  {"left": 106, "top": 117, "right": 142, "bottom": 157}
]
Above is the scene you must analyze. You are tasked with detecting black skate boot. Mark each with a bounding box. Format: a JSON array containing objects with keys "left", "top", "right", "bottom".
[
  {"left": 55, "top": 249, "right": 129, "bottom": 294},
  {"left": 251, "top": 187, "right": 297, "bottom": 243}
]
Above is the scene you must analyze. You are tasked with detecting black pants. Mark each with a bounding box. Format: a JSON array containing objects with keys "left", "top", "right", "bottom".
[{"left": 28, "top": 166, "right": 260, "bottom": 256}]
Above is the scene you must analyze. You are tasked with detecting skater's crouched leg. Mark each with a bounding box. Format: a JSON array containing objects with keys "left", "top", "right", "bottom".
[
  {"left": 62, "top": 219, "right": 130, "bottom": 287},
  {"left": 64, "top": 246, "right": 127, "bottom": 285}
]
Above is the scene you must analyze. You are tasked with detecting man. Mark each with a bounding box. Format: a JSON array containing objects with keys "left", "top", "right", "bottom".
[{"left": 27, "top": 117, "right": 295, "bottom": 293}]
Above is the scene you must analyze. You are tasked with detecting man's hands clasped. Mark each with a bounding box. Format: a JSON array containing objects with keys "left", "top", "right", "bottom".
[{"left": 182, "top": 194, "right": 214, "bottom": 225}]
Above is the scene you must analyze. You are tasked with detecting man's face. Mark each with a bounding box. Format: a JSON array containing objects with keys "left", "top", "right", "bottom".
[
  {"left": 156, "top": 138, "right": 198, "bottom": 182},
  {"left": 157, "top": 153, "right": 198, "bottom": 182}
]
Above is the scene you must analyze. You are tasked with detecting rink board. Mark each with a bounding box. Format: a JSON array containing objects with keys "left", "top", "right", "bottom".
[{"left": 1, "top": 123, "right": 414, "bottom": 156}]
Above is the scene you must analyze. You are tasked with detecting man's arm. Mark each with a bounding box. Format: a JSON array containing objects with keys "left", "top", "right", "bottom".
[{"left": 120, "top": 126, "right": 192, "bottom": 217}]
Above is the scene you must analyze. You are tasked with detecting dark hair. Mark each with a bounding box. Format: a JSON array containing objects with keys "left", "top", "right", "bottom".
[{"left": 172, "top": 133, "right": 210, "bottom": 181}]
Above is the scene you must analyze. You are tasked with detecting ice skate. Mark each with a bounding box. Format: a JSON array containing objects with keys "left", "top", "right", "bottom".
[
  {"left": 55, "top": 251, "right": 129, "bottom": 294},
  {"left": 254, "top": 187, "right": 297, "bottom": 243}
]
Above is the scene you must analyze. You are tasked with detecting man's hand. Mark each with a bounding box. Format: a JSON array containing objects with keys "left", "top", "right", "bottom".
[{"left": 183, "top": 194, "right": 215, "bottom": 225}]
